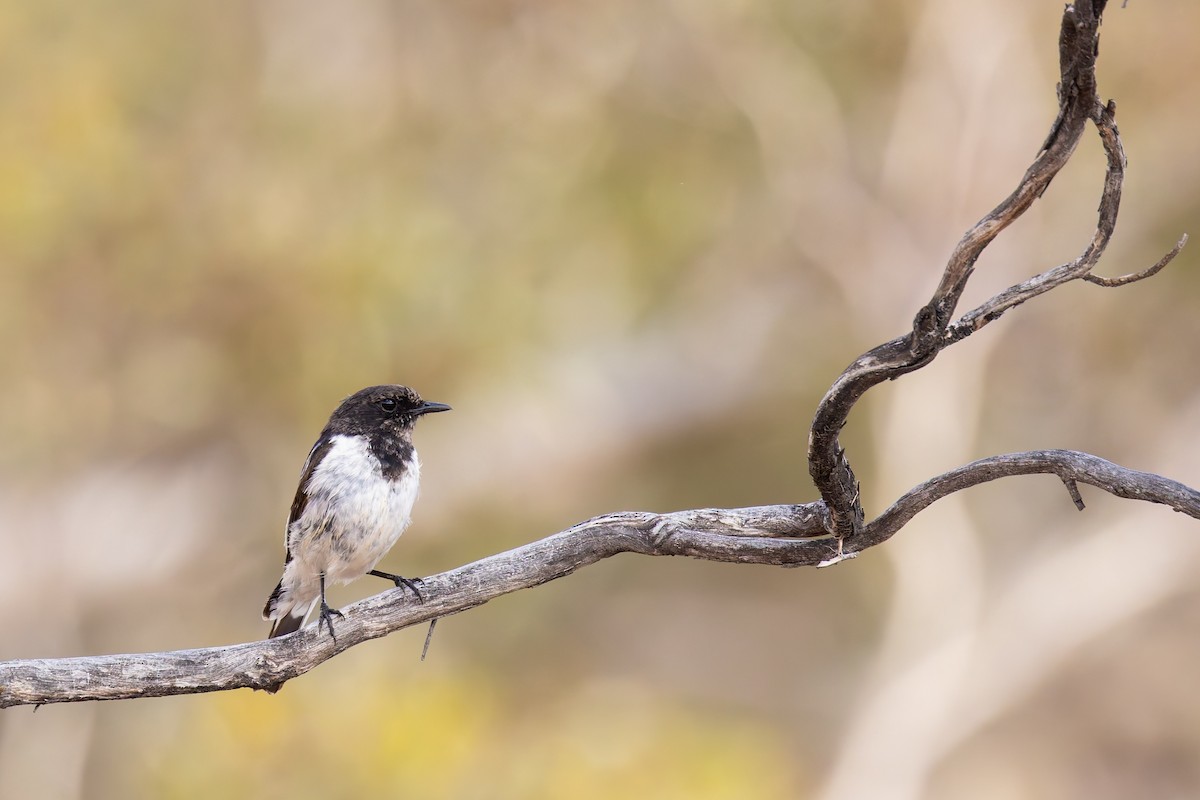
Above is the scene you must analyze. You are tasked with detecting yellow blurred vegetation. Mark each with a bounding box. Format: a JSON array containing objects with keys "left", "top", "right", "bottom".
[{"left": 149, "top": 660, "right": 797, "bottom": 800}]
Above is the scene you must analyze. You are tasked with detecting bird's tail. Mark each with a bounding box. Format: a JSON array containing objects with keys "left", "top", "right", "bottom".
[{"left": 263, "top": 582, "right": 317, "bottom": 639}]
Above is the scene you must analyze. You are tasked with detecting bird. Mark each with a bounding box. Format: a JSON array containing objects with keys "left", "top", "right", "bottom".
[{"left": 263, "top": 385, "right": 450, "bottom": 639}]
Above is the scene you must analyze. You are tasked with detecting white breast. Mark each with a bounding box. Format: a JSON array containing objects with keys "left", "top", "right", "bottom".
[{"left": 286, "top": 434, "right": 421, "bottom": 593}]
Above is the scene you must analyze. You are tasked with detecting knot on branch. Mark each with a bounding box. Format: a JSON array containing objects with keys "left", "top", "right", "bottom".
[{"left": 909, "top": 302, "right": 948, "bottom": 363}]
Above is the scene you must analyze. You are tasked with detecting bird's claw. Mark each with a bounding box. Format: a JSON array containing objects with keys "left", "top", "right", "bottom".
[
  {"left": 318, "top": 601, "right": 344, "bottom": 640},
  {"left": 368, "top": 570, "right": 426, "bottom": 603}
]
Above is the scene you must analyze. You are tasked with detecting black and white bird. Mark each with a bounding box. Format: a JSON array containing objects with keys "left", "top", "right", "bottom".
[{"left": 263, "top": 385, "right": 450, "bottom": 639}]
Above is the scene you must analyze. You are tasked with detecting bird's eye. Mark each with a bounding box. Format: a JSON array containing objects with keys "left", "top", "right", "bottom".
[{"left": 380, "top": 398, "right": 398, "bottom": 413}]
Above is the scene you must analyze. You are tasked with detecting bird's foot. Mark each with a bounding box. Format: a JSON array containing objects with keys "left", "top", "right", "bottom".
[
  {"left": 368, "top": 570, "right": 425, "bottom": 602},
  {"left": 318, "top": 599, "right": 344, "bottom": 639}
]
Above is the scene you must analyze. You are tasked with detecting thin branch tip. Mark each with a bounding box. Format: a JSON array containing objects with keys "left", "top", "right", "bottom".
[
  {"left": 1061, "top": 477, "right": 1087, "bottom": 511},
  {"left": 1083, "top": 233, "right": 1188, "bottom": 287},
  {"left": 817, "top": 550, "right": 859, "bottom": 569}
]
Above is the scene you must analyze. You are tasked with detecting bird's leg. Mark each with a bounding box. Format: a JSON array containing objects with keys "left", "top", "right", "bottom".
[
  {"left": 367, "top": 570, "right": 425, "bottom": 602},
  {"left": 317, "top": 572, "right": 343, "bottom": 639}
]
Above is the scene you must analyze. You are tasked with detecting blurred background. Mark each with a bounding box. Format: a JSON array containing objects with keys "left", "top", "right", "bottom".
[{"left": 1, "top": 0, "right": 1198, "bottom": 797}]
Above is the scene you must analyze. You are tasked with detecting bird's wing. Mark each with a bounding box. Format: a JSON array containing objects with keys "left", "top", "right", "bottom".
[{"left": 281, "top": 435, "right": 336, "bottom": 565}]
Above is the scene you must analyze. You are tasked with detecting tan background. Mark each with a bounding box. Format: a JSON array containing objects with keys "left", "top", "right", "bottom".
[{"left": 1, "top": 0, "right": 1199, "bottom": 797}]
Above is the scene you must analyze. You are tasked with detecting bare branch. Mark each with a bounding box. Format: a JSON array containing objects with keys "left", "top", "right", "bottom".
[
  {"left": 810, "top": 3, "right": 1109, "bottom": 538},
  {"left": 3, "top": 454, "right": 1198, "bottom": 708},
  {"left": 1, "top": 504, "right": 835, "bottom": 707},
  {"left": 944, "top": 96, "right": 1127, "bottom": 344},
  {"left": 809, "top": 1, "right": 1185, "bottom": 535},
  {"left": 1, "top": 0, "right": 1194, "bottom": 709},
  {"left": 1084, "top": 233, "right": 1189, "bottom": 287},
  {"left": 1061, "top": 477, "right": 1086, "bottom": 511},
  {"left": 861, "top": 450, "right": 1200, "bottom": 550}
]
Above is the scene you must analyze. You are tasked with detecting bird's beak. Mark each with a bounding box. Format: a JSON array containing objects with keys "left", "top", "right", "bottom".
[{"left": 415, "top": 401, "right": 452, "bottom": 416}]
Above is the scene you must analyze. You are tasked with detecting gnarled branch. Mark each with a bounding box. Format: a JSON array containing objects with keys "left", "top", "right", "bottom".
[
  {"left": 2, "top": 455, "right": 1198, "bottom": 708},
  {"left": 0, "top": 0, "right": 1192, "bottom": 708},
  {"left": 808, "top": 1, "right": 1184, "bottom": 539}
]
